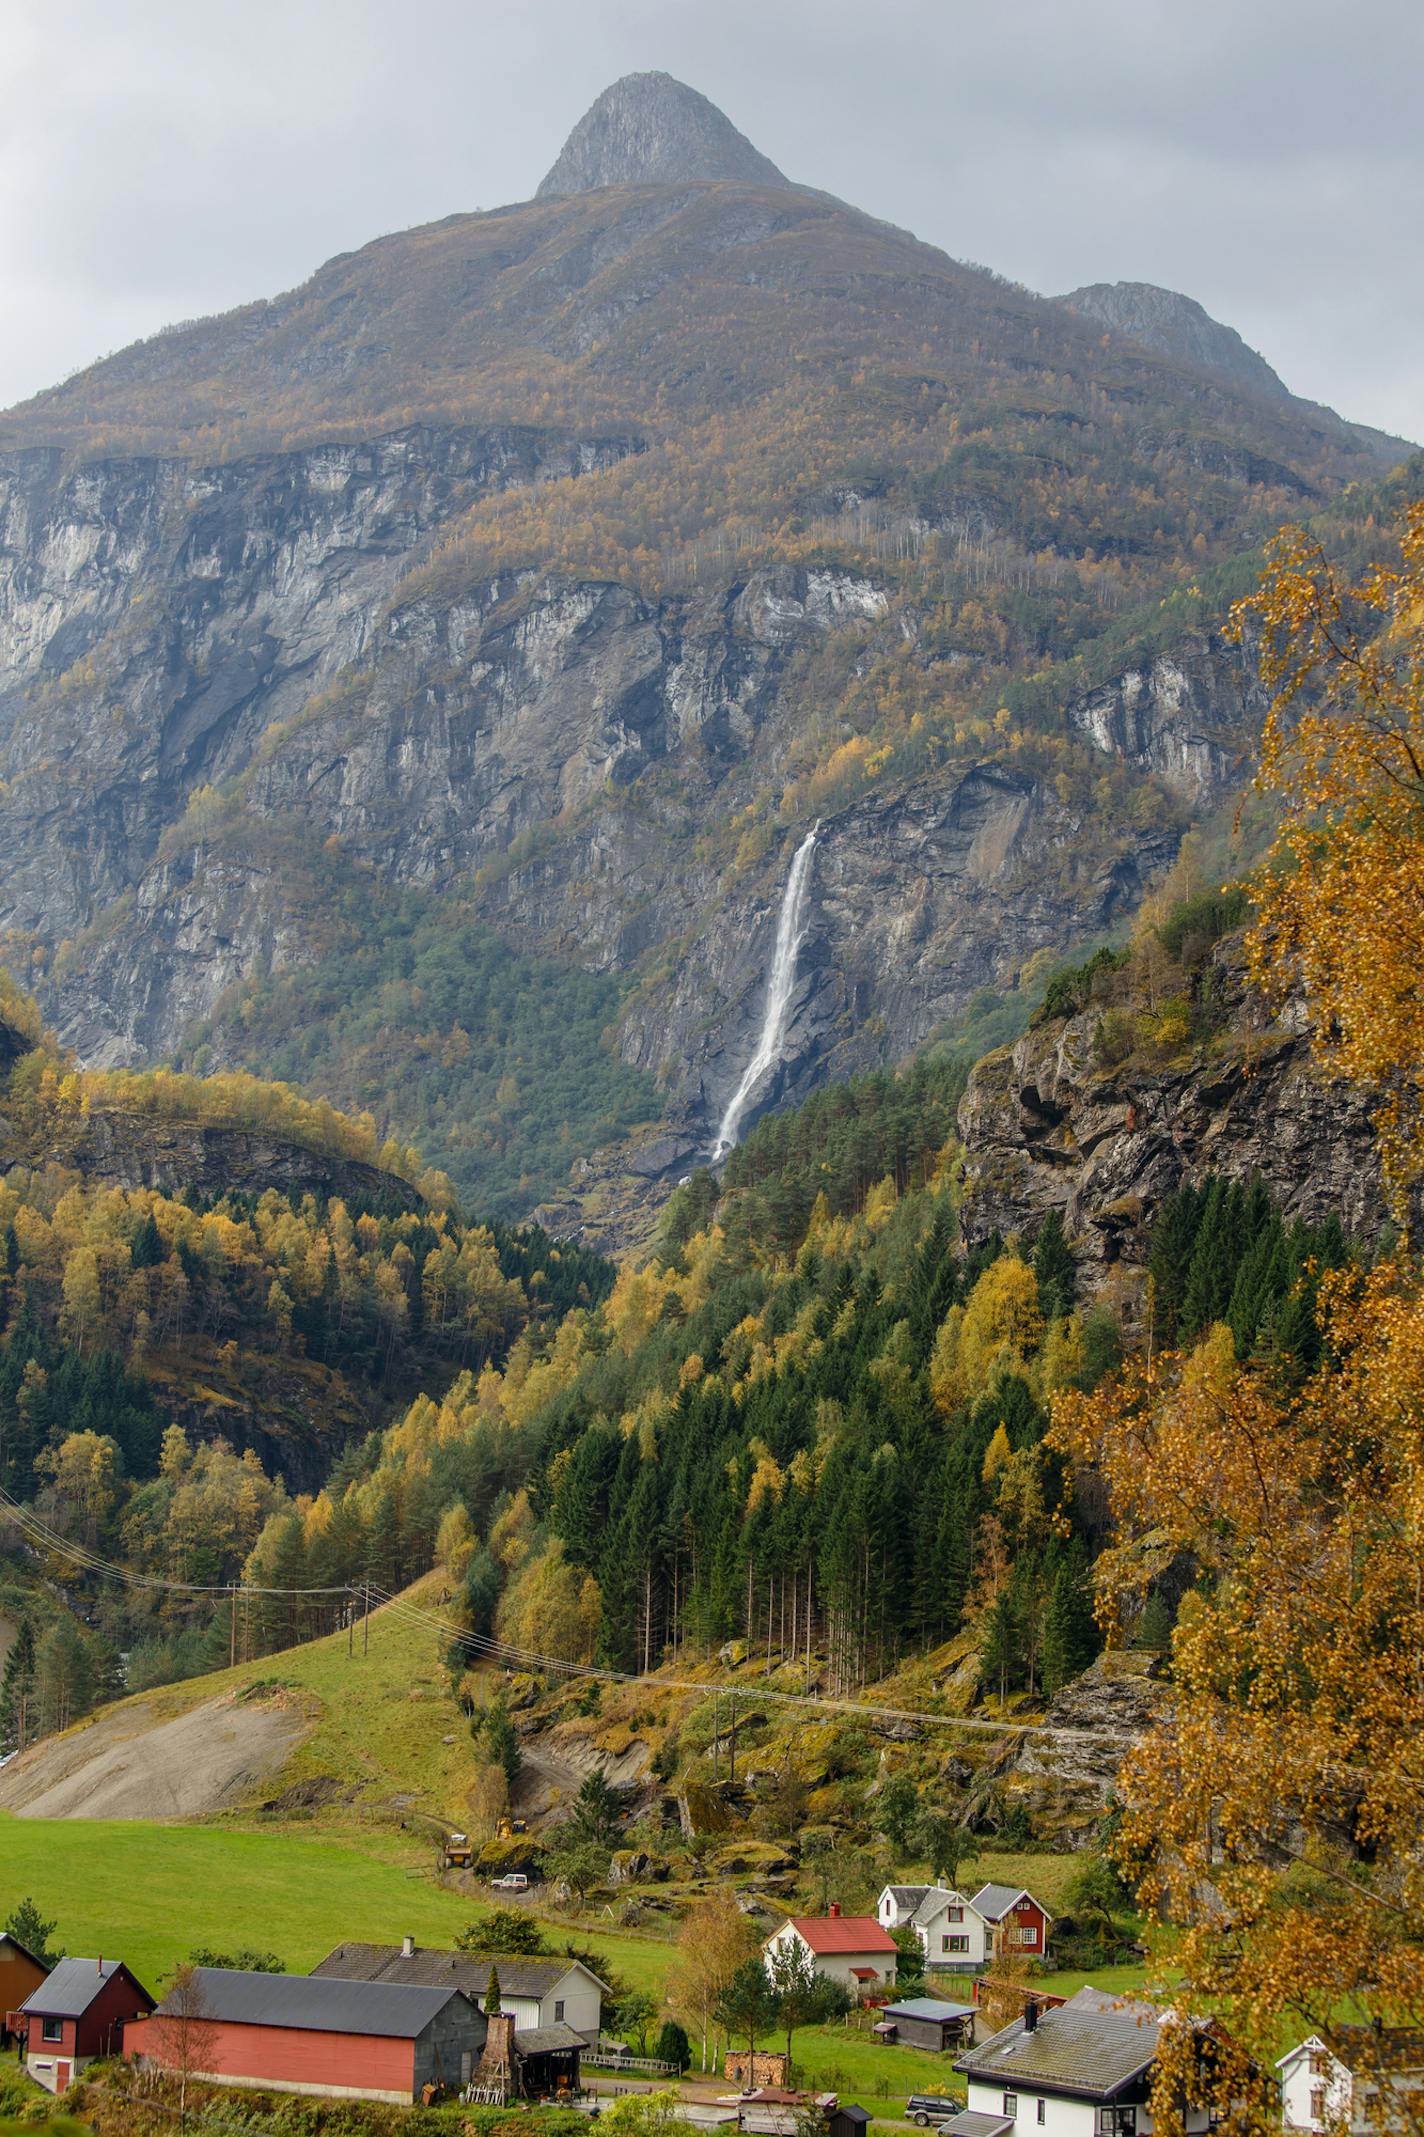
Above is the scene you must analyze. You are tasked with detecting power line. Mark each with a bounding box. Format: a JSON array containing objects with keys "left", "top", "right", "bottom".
[
  {"left": 0, "top": 1487, "right": 350, "bottom": 1598},
  {"left": 362, "top": 1580, "right": 1134, "bottom": 1746}
]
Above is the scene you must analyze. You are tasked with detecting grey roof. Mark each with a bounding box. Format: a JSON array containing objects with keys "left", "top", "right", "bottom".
[
  {"left": 911, "top": 1888, "right": 961, "bottom": 1928},
  {"left": 969, "top": 1883, "right": 1042, "bottom": 1922},
  {"left": 955, "top": 1991, "right": 1161, "bottom": 2101},
  {"left": 516, "top": 2023, "right": 587, "bottom": 2055},
  {"left": 22, "top": 1958, "right": 150, "bottom": 2019},
  {"left": 833, "top": 2110, "right": 872, "bottom": 2127},
  {"left": 313, "top": 1943, "right": 605, "bottom": 1998},
  {"left": 883, "top": 1999, "right": 977, "bottom": 2024},
  {"left": 884, "top": 1885, "right": 933, "bottom": 1907},
  {"left": 942, "top": 2115, "right": 1014, "bottom": 2137},
  {"left": 157, "top": 1968, "right": 470, "bottom": 2039}
]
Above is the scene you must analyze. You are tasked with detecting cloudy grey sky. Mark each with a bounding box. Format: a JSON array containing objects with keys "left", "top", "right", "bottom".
[{"left": 3, "top": 0, "right": 1420, "bottom": 439}]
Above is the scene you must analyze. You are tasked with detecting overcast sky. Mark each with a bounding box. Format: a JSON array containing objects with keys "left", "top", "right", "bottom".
[{"left": 3, "top": 0, "right": 1420, "bottom": 440}]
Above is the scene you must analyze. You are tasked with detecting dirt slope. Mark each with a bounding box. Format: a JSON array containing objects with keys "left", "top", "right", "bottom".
[{"left": 0, "top": 1691, "right": 307, "bottom": 1819}]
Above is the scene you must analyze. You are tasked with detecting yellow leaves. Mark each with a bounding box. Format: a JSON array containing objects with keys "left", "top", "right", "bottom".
[
  {"left": 1232, "top": 502, "right": 1424, "bottom": 1211},
  {"left": 930, "top": 1254, "right": 1043, "bottom": 1412}
]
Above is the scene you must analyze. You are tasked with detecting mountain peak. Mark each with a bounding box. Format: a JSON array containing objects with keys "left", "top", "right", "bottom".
[
  {"left": 536, "top": 71, "right": 789, "bottom": 199},
  {"left": 1054, "top": 280, "right": 1289, "bottom": 401}
]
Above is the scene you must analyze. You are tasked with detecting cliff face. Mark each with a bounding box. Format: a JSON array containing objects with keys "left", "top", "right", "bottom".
[
  {"left": 537, "top": 72, "right": 789, "bottom": 196},
  {"left": 957, "top": 941, "right": 1387, "bottom": 1289},
  {"left": 1055, "top": 281, "right": 1289, "bottom": 401}
]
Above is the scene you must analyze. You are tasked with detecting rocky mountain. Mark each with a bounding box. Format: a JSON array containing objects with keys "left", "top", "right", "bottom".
[
  {"left": 1055, "top": 279, "right": 1290, "bottom": 401},
  {"left": 537, "top": 70, "right": 788, "bottom": 195},
  {"left": 956, "top": 930, "right": 1388, "bottom": 1312},
  {"left": 0, "top": 77, "right": 1412, "bottom": 1228}
]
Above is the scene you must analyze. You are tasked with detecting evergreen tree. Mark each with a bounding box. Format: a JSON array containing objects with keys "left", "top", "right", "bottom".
[
  {"left": 1041, "top": 1556, "right": 1100, "bottom": 1695},
  {"left": 1032, "top": 1210, "right": 1076, "bottom": 1321},
  {"left": 5, "top": 1896, "right": 61, "bottom": 1966},
  {"left": 484, "top": 1965, "right": 503, "bottom": 2017},
  {"left": 0, "top": 1616, "right": 36, "bottom": 1753}
]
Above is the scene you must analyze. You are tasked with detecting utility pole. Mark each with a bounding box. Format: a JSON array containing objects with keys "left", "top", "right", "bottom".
[
  {"left": 229, "top": 1584, "right": 237, "bottom": 1670},
  {"left": 363, "top": 1583, "right": 370, "bottom": 1656},
  {"left": 728, "top": 1693, "right": 736, "bottom": 1786},
  {"left": 711, "top": 1694, "right": 719, "bottom": 1782},
  {"left": 347, "top": 1587, "right": 354, "bottom": 1659}
]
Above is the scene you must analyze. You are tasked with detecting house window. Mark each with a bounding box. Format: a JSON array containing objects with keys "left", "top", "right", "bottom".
[
  {"left": 554, "top": 2001, "right": 565, "bottom": 2022},
  {"left": 945, "top": 1937, "right": 969, "bottom": 1954},
  {"left": 41, "top": 2019, "right": 63, "bottom": 2044},
  {"left": 1003, "top": 2096, "right": 1018, "bottom": 2120},
  {"left": 948, "top": 1906, "right": 963, "bottom": 1923},
  {"left": 1037, "top": 2106, "right": 1046, "bottom": 2126}
]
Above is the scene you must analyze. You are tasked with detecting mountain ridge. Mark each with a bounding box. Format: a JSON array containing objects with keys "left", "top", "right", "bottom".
[{"left": 537, "top": 70, "right": 790, "bottom": 197}]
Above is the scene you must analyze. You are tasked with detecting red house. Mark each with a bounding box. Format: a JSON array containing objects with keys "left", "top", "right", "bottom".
[
  {"left": 125, "top": 1966, "right": 482, "bottom": 2104},
  {"left": 13, "top": 1957, "right": 155, "bottom": 2094},
  {"left": 969, "top": 1883, "right": 1054, "bottom": 1963}
]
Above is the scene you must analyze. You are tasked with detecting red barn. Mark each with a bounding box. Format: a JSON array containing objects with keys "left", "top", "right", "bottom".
[
  {"left": 13, "top": 1957, "right": 154, "bottom": 2093},
  {"left": 969, "top": 1883, "right": 1054, "bottom": 1963},
  {"left": 125, "top": 1967, "right": 482, "bottom": 2104}
]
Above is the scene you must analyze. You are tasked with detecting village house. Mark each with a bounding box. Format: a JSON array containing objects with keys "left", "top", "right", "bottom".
[
  {"left": 1278, "top": 2029, "right": 1424, "bottom": 2134},
  {"left": 878, "top": 1885, "right": 937, "bottom": 1933},
  {"left": 11, "top": 1957, "right": 154, "bottom": 2094},
  {"left": 125, "top": 1966, "right": 482, "bottom": 2105},
  {"left": 763, "top": 1907, "right": 898, "bottom": 1995},
  {"left": 313, "top": 1939, "right": 605, "bottom": 2045},
  {"left": 914, "top": 1888, "right": 993, "bottom": 1971},
  {"left": 967, "top": 1885, "right": 1053, "bottom": 1967},
  {"left": 953, "top": 1986, "right": 1214, "bottom": 2137},
  {"left": 0, "top": 1931, "right": 50, "bottom": 2050}
]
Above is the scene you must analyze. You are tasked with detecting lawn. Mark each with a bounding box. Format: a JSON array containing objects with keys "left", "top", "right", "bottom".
[
  {"left": 0, "top": 1815, "right": 672, "bottom": 1996},
  {"left": 787, "top": 2023, "right": 968, "bottom": 2104}
]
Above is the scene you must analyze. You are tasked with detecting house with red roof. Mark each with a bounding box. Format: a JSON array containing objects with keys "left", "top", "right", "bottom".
[{"left": 763, "top": 1905, "right": 898, "bottom": 1996}]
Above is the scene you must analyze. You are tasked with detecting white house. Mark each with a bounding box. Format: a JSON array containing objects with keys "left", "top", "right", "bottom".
[
  {"left": 1278, "top": 2029, "right": 1424, "bottom": 2134},
  {"left": 878, "top": 1885, "right": 936, "bottom": 1933},
  {"left": 312, "top": 1942, "right": 606, "bottom": 2045},
  {"left": 954, "top": 1986, "right": 1215, "bottom": 2137},
  {"left": 763, "top": 1907, "right": 898, "bottom": 1996},
  {"left": 913, "top": 1888, "right": 991, "bottom": 1971}
]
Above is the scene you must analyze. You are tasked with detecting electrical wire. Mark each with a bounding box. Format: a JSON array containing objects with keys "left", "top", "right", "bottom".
[
  {"left": 360, "top": 1580, "right": 1135, "bottom": 1746},
  {"left": 0, "top": 1485, "right": 351, "bottom": 1598}
]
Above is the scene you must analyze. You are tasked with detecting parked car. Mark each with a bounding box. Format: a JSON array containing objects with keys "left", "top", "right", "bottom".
[
  {"left": 490, "top": 1872, "right": 529, "bottom": 1891},
  {"left": 906, "top": 2098, "right": 960, "bottom": 2127}
]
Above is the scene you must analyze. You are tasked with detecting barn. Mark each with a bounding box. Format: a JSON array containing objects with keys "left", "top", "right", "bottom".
[{"left": 125, "top": 1967, "right": 481, "bottom": 2104}]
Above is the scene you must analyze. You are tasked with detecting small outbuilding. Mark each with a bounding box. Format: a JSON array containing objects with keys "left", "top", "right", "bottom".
[
  {"left": 875, "top": 1996, "right": 977, "bottom": 2052},
  {"left": 13, "top": 1957, "right": 154, "bottom": 2094},
  {"left": 0, "top": 1933, "right": 50, "bottom": 2049},
  {"left": 828, "top": 2105, "right": 874, "bottom": 2137}
]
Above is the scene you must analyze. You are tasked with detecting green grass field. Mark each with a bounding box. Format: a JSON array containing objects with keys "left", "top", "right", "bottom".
[{"left": 0, "top": 1815, "right": 672, "bottom": 1995}]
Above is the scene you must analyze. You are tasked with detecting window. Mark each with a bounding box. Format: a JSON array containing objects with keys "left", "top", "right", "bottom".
[
  {"left": 946, "top": 1937, "right": 969, "bottom": 1953},
  {"left": 41, "top": 2019, "right": 63, "bottom": 2044},
  {"left": 948, "top": 1906, "right": 964, "bottom": 1923},
  {"left": 1037, "top": 2106, "right": 1046, "bottom": 2126},
  {"left": 554, "top": 2001, "right": 565, "bottom": 2022},
  {"left": 1003, "top": 2096, "right": 1019, "bottom": 2120}
]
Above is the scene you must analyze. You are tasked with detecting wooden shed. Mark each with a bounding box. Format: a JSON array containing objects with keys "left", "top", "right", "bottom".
[
  {"left": 828, "top": 2106, "right": 874, "bottom": 2137},
  {"left": 874, "top": 1996, "right": 977, "bottom": 2052},
  {"left": 0, "top": 1932, "right": 50, "bottom": 2049}
]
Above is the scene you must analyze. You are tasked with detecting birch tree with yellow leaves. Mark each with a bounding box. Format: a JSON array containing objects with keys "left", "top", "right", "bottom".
[{"left": 1051, "top": 501, "right": 1424, "bottom": 2135}]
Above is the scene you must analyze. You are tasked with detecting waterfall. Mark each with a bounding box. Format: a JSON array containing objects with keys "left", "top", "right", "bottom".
[{"left": 711, "top": 823, "right": 820, "bottom": 1161}]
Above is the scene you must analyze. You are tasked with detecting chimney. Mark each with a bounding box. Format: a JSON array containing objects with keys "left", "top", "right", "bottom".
[
  {"left": 829, "top": 1902, "right": 841, "bottom": 1918},
  {"left": 402, "top": 1934, "right": 416, "bottom": 1958},
  {"left": 1024, "top": 1998, "right": 1039, "bottom": 2034}
]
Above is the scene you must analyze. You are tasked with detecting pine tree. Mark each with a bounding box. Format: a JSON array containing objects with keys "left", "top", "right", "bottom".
[
  {"left": 0, "top": 1616, "right": 36, "bottom": 1753},
  {"left": 1041, "top": 1557, "right": 1100, "bottom": 1696},
  {"left": 1032, "top": 1210, "right": 1076, "bottom": 1321}
]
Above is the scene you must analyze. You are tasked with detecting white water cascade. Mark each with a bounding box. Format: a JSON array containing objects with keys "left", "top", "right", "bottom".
[{"left": 710, "top": 823, "right": 820, "bottom": 1161}]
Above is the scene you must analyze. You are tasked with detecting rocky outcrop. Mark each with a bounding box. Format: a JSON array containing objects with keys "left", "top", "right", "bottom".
[
  {"left": 1006, "top": 1650, "right": 1169, "bottom": 1844},
  {"left": 957, "top": 941, "right": 1386, "bottom": 1288},
  {"left": 1064, "top": 634, "right": 1262, "bottom": 804},
  {"left": 537, "top": 72, "right": 789, "bottom": 197},
  {"left": 1055, "top": 281, "right": 1289, "bottom": 401}
]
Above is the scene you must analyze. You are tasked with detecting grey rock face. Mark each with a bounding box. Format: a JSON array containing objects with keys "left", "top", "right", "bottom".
[
  {"left": 1064, "top": 633, "right": 1263, "bottom": 803},
  {"left": 1055, "top": 281, "right": 1289, "bottom": 401},
  {"left": 537, "top": 72, "right": 789, "bottom": 197},
  {"left": 957, "top": 941, "right": 1387, "bottom": 1292}
]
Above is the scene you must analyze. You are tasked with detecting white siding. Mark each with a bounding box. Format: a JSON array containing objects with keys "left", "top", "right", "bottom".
[
  {"left": 762, "top": 1924, "right": 895, "bottom": 1995},
  {"left": 917, "top": 1893, "right": 990, "bottom": 1969},
  {"left": 967, "top": 2077, "right": 1096, "bottom": 2137},
  {"left": 1279, "top": 2045, "right": 1353, "bottom": 2134},
  {"left": 547, "top": 1967, "right": 603, "bottom": 2043}
]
